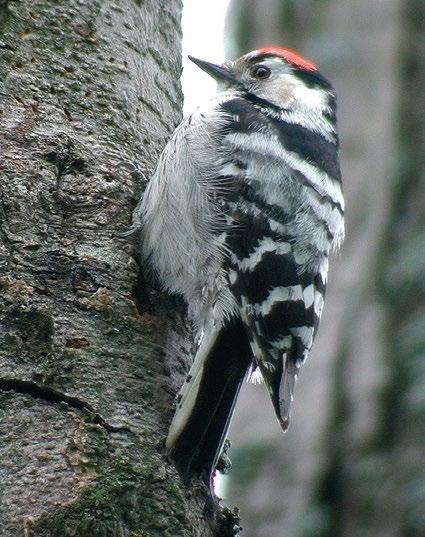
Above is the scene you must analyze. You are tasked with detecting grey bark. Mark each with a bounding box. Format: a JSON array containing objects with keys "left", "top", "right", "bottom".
[
  {"left": 0, "top": 1, "right": 222, "bottom": 536},
  {"left": 225, "top": 1, "right": 423, "bottom": 536}
]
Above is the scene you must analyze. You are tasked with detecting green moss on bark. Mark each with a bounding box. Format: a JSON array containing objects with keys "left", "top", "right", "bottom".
[{"left": 0, "top": 1, "right": 213, "bottom": 535}]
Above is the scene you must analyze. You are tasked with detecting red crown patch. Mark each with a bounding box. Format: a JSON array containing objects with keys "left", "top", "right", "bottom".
[{"left": 255, "top": 46, "right": 317, "bottom": 72}]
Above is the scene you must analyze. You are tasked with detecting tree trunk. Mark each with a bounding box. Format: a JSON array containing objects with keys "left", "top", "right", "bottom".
[
  {"left": 374, "top": 2, "right": 425, "bottom": 536},
  {"left": 0, "top": 1, "right": 220, "bottom": 535}
]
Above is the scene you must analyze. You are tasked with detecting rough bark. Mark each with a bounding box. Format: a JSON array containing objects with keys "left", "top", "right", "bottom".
[{"left": 0, "top": 1, "right": 219, "bottom": 536}]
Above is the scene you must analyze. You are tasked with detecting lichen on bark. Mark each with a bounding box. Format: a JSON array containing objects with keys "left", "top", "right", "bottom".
[{"left": 0, "top": 1, "right": 216, "bottom": 535}]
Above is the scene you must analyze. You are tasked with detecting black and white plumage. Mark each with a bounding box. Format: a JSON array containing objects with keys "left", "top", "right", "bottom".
[{"left": 134, "top": 47, "right": 344, "bottom": 482}]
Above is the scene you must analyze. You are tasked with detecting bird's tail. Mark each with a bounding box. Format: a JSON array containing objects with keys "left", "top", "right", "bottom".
[{"left": 166, "top": 317, "right": 252, "bottom": 483}]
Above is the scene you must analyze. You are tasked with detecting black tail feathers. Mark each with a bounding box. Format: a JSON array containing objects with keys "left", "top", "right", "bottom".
[{"left": 168, "top": 318, "right": 252, "bottom": 484}]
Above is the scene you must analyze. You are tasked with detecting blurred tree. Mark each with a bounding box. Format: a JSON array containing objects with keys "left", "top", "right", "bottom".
[{"left": 225, "top": 1, "right": 424, "bottom": 536}]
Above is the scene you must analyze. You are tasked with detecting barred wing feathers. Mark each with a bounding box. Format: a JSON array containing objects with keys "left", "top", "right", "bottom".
[{"left": 220, "top": 95, "right": 337, "bottom": 430}]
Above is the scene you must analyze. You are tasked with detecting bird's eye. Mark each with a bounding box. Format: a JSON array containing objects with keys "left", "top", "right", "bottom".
[{"left": 251, "top": 65, "right": 271, "bottom": 80}]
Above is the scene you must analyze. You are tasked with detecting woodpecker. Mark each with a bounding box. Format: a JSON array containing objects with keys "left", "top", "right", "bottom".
[{"left": 134, "top": 47, "right": 344, "bottom": 482}]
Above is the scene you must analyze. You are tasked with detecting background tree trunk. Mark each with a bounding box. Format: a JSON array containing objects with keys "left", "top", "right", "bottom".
[
  {"left": 224, "top": 1, "right": 424, "bottom": 536},
  {"left": 0, "top": 1, "right": 219, "bottom": 535}
]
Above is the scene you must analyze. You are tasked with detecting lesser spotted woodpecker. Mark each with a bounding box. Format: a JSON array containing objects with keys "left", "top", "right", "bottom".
[{"left": 134, "top": 47, "right": 344, "bottom": 482}]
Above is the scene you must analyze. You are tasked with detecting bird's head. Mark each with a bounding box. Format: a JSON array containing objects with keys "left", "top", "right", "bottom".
[{"left": 189, "top": 46, "right": 335, "bottom": 114}]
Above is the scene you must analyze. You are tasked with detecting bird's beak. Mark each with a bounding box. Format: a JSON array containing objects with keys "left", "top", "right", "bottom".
[{"left": 188, "top": 55, "right": 236, "bottom": 83}]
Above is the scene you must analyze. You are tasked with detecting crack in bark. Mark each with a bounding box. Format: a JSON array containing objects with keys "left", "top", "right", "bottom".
[
  {"left": 137, "top": 94, "right": 172, "bottom": 130},
  {"left": 0, "top": 377, "right": 131, "bottom": 433}
]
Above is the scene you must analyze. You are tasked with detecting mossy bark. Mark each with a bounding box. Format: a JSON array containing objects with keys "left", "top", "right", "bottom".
[{"left": 0, "top": 1, "right": 215, "bottom": 536}]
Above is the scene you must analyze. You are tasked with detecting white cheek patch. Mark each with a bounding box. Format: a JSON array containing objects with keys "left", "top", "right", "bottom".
[
  {"left": 292, "top": 84, "right": 329, "bottom": 111},
  {"left": 265, "top": 72, "right": 329, "bottom": 111}
]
